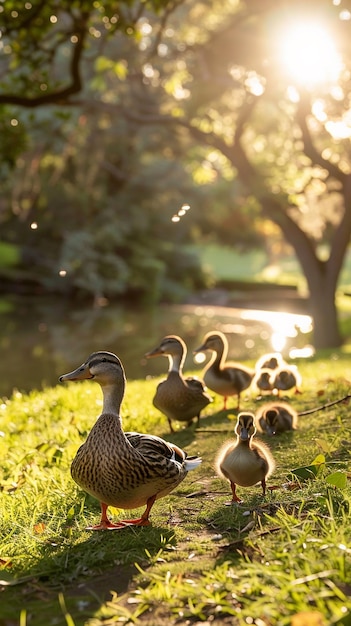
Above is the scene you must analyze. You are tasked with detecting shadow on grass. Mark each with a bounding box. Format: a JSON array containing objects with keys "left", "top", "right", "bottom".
[{"left": 1, "top": 522, "right": 176, "bottom": 626}]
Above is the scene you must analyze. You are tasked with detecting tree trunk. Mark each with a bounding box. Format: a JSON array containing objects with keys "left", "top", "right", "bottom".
[
  {"left": 257, "top": 196, "right": 343, "bottom": 349},
  {"left": 184, "top": 118, "right": 349, "bottom": 350},
  {"left": 306, "top": 276, "right": 342, "bottom": 349}
]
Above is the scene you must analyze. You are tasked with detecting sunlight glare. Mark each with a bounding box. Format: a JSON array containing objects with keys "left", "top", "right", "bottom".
[
  {"left": 289, "top": 345, "right": 315, "bottom": 359},
  {"left": 271, "top": 332, "right": 287, "bottom": 352},
  {"left": 193, "top": 352, "right": 207, "bottom": 365},
  {"left": 278, "top": 21, "right": 342, "bottom": 87}
]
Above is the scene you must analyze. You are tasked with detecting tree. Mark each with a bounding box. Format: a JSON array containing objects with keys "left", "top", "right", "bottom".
[
  {"left": 2, "top": 0, "right": 351, "bottom": 348},
  {"left": 0, "top": 0, "right": 210, "bottom": 302},
  {"left": 123, "top": 0, "right": 351, "bottom": 349}
]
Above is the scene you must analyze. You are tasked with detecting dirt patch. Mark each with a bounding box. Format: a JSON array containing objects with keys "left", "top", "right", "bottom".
[{"left": 67, "top": 562, "right": 137, "bottom": 602}]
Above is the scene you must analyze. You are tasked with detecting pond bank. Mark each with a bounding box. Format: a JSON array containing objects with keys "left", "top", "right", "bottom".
[{"left": 0, "top": 291, "right": 313, "bottom": 399}]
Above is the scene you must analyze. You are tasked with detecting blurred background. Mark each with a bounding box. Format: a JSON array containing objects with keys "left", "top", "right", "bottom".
[{"left": 1, "top": 0, "right": 351, "bottom": 397}]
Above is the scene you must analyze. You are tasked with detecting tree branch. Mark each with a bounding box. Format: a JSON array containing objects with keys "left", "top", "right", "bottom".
[
  {"left": 294, "top": 97, "right": 351, "bottom": 286},
  {"left": 0, "top": 12, "right": 90, "bottom": 107},
  {"left": 296, "top": 93, "right": 347, "bottom": 184}
]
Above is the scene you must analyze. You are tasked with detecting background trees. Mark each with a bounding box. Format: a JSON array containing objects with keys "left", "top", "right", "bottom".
[{"left": 1, "top": 0, "right": 351, "bottom": 348}]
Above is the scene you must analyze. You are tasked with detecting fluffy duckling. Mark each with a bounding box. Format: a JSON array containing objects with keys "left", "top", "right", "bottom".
[
  {"left": 145, "top": 335, "right": 212, "bottom": 432},
  {"left": 256, "top": 401, "right": 298, "bottom": 435},
  {"left": 215, "top": 412, "right": 275, "bottom": 503},
  {"left": 194, "top": 331, "right": 254, "bottom": 410},
  {"left": 252, "top": 368, "right": 274, "bottom": 395},
  {"left": 271, "top": 364, "right": 302, "bottom": 396},
  {"left": 255, "top": 352, "right": 286, "bottom": 371},
  {"left": 60, "top": 351, "right": 201, "bottom": 530}
]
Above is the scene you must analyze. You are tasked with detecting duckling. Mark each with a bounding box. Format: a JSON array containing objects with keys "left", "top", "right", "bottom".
[
  {"left": 194, "top": 331, "right": 254, "bottom": 410},
  {"left": 215, "top": 412, "right": 275, "bottom": 503},
  {"left": 60, "top": 351, "right": 201, "bottom": 530},
  {"left": 271, "top": 364, "right": 302, "bottom": 396},
  {"left": 145, "top": 335, "right": 212, "bottom": 432},
  {"left": 256, "top": 401, "right": 298, "bottom": 435},
  {"left": 252, "top": 368, "right": 274, "bottom": 395},
  {"left": 255, "top": 352, "right": 286, "bottom": 371}
]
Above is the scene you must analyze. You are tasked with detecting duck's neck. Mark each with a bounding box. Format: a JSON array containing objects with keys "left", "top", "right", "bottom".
[
  {"left": 209, "top": 345, "right": 226, "bottom": 371},
  {"left": 101, "top": 383, "right": 124, "bottom": 415},
  {"left": 237, "top": 437, "right": 251, "bottom": 449},
  {"left": 168, "top": 352, "right": 184, "bottom": 374}
]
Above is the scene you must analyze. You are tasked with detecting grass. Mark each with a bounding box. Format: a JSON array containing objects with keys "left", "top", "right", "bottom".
[
  {"left": 192, "top": 242, "right": 351, "bottom": 295},
  {"left": 1, "top": 353, "right": 351, "bottom": 626}
]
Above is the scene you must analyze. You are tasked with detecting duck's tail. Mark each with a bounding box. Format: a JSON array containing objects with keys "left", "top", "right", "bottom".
[{"left": 184, "top": 455, "right": 202, "bottom": 471}]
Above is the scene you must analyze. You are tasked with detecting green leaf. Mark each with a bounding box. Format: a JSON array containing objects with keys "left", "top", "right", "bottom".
[
  {"left": 95, "top": 56, "right": 114, "bottom": 72},
  {"left": 326, "top": 471, "right": 348, "bottom": 489},
  {"left": 290, "top": 454, "right": 326, "bottom": 481},
  {"left": 290, "top": 464, "right": 320, "bottom": 480},
  {"left": 311, "top": 453, "right": 326, "bottom": 466},
  {"left": 113, "top": 61, "right": 128, "bottom": 80},
  {"left": 315, "top": 438, "right": 334, "bottom": 454}
]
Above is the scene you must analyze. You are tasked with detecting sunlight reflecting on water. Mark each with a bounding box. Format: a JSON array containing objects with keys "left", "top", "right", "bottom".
[
  {"left": 0, "top": 298, "right": 314, "bottom": 398},
  {"left": 239, "top": 308, "right": 313, "bottom": 355}
]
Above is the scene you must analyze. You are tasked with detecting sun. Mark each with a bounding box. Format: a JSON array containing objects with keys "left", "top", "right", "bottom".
[{"left": 277, "top": 21, "right": 342, "bottom": 88}]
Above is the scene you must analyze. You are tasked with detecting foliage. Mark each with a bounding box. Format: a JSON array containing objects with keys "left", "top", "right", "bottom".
[
  {"left": 1, "top": 106, "right": 210, "bottom": 301},
  {"left": 0, "top": 353, "right": 351, "bottom": 624},
  {"left": 2, "top": 0, "right": 351, "bottom": 346}
]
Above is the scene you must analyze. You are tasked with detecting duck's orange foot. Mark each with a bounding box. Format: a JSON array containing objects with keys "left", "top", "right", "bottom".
[
  {"left": 225, "top": 498, "right": 243, "bottom": 506},
  {"left": 116, "top": 517, "right": 151, "bottom": 528},
  {"left": 86, "top": 520, "right": 129, "bottom": 531},
  {"left": 87, "top": 518, "right": 151, "bottom": 531}
]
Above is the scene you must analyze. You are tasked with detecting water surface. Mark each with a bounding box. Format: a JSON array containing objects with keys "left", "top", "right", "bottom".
[{"left": 0, "top": 296, "right": 313, "bottom": 398}]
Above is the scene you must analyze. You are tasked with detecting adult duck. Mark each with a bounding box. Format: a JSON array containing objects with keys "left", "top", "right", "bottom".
[
  {"left": 60, "top": 351, "right": 201, "bottom": 530},
  {"left": 194, "top": 331, "right": 254, "bottom": 410},
  {"left": 145, "top": 335, "right": 212, "bottom": 432}
]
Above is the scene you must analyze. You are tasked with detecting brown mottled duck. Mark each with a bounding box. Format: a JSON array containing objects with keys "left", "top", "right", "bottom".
[
  {"left": 145, "top": 335, "right": 212, "bottom": 432},
  {"left": 60, "top": 351, "right": 201, "bottom": 530},
  {"left": 215, "top": 412, "right": 275, "bottom": 503},
  {"left": 194, "top": 331, "right": 254, "bottom": 410}
]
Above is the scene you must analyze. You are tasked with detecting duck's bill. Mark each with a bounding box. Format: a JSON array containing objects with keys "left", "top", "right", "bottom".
[{"left": 59, "top": 364, "right": 93, "bottom": 382}]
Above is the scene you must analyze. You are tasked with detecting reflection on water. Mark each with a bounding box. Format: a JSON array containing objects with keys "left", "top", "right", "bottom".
[{"left": 0, "top": 297, "right": 313, "bottom": 398}]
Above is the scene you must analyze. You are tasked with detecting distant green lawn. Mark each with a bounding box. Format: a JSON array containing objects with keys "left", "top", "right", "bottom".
[{"left": 192, "top": 243, "right": 351, "bottom": 293}]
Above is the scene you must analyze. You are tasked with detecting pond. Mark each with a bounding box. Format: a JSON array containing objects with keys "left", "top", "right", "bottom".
[{"left": 0, "top": 295, "right": 313, "bottom": 399}]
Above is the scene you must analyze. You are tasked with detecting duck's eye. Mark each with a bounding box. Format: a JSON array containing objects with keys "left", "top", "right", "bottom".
[{"left": 102, "top": 358, "right": 107, "bottom": 362}]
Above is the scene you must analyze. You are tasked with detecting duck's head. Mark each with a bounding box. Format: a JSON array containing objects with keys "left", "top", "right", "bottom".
[
  {"left": 194, "top": 331, "right": 226, "bottom": 354},
  {"left": 276, "top": 369, "right": 291, "bottom": 383},
  {"left": 256, "top": 352, "right": 283, "bottom": 370},
  {"left": 145, "top": 335, "right": 185, "bottom": 359},
  {"left": 263, "top": 408, "right": 279, "bottom": 436},
  {"left": 235, "top": 412, "right": 256, "bottom": 441},
  {"left": 257, "top": 370, "right": 272, "bottom": 384},
  {"left": 59, "top": 351, "right": 125, "bottom": 386}
]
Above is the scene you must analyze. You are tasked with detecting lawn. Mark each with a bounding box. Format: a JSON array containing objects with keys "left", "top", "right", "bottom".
[
  {"left": 1, "top": 349, "right": 351, "bottom": 626},
  {"left": 192, "top": 242, "right": 351, "bottom": 292}
]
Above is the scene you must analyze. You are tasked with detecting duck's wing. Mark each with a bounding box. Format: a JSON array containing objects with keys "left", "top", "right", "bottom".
[
  {"left": 125, "top": 431, "right": 201, "bottom": 471},
  {"left": 185, "top": 376, "right": 205, "bottom": 390},
  {"left": 125, "top": 431, "right": 178, "bottom": 457},
  {"left": 226, "top": 363, "right": 254, "bottom": 386},
  {"left": 185, "top": 376, "right": 213, "bottom": 400}
]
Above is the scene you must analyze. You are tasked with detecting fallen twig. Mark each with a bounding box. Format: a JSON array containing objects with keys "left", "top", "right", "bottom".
[{"left": 298, "top": 393, "right": 351, "bottom": 416}]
